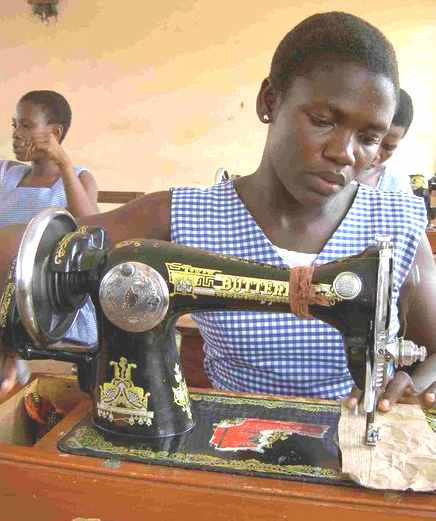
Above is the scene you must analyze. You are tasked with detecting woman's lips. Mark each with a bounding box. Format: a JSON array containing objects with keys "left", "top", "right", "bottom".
[{"left": 307, "top": 172, "right": 345, "bottom": 196}]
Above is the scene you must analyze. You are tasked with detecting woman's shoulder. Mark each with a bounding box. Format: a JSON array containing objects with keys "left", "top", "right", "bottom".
[
  {"left": 378, "top": 168, "right": 412, "bottom": 194},
  {"left": 359, "top": 183, "right": 427, "bottom": 228},
  {"left": 359, "top": 181, "right": 421, "bottom": 203},
  {"left": 172, "top": 180, "right": 235, "bottom": 201},
  {"left": 0, "top": 159, "right": 27, "bottom": 172},
  {"left": 0, "top": 160, "right": 28, "bottom": 186}
]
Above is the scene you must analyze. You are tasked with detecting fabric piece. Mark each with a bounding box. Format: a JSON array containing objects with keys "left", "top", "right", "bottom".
[
  {"left": 339, "top": 403, "right": 436, "bottom": 491},
  {"left": 171, "top": 180, "right": 427, "bottom": 399}
]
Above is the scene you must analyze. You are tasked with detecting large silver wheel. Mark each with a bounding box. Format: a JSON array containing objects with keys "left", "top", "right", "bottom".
[{"left": 15, "top": 207, "right": 78, "bottom": 345}]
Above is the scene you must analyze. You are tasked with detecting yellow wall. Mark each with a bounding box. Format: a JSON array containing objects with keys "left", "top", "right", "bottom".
[{"left": 0, "top": 0, "right": 435, "bottom": 193}]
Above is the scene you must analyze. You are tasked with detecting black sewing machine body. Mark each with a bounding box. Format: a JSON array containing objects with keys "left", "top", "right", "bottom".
[{"left": 1, "top": 208, "right": 426, "bottom": 444}]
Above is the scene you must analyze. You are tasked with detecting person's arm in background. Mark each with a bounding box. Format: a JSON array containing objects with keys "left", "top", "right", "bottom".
[
  {"left": 79, "top": 190, "right": 171, "bottom": 242},
  {"left": 30, "top": 131, "right": 99, "bottom": 217},
  {"left": 65, "top": 167, "right": 98, "bottom": 216},
  {"left": 0, "top": 223, "right": 32, "bottom": 394}
]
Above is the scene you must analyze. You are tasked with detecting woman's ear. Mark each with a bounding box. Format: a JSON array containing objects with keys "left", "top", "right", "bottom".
[
  {"left": 51, "top": 124, "right": 63, "bottom": 143},
  {"left": 256, "top": 77, "right": 279, "bottom": 124}
]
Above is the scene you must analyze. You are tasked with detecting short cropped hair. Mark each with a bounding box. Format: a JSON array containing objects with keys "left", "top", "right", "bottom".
[
  {"left": 269, "top": 12, "right": 399, "bottom": 98},
  {"left": 19, "top": 90, "right": 72, "bottom": 142},
  {"left": 392, "top": 88, "right": 413, "bottom": 135}
]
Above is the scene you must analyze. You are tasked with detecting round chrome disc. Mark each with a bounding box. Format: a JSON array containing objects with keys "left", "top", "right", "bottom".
[
  {"left": 15, "top": 207, "right": 78, "bottom": 345},
  {"left": 332, "top": 271, "right": 362, "bottom": 300},
  {"left": 99, "top": 261, "right": 169, "bottom": 332}
]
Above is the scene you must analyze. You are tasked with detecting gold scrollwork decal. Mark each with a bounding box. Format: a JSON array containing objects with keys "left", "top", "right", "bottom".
[
  {"left": 172, "top": 363, "right": 192, "bottom": 420},
  {"left": 53, "top": 231, "right": 82, "bottom": 264},
  {"left": 97, "top": 357, "right": 154, "bottom": 426},
  {"left": 114, "top": 240, "right": 144, "bottom": 249},
  {"left": 0, "top": 259, "right": 16, "bottom": 328},
  {"left": 165, "top": 262, "right": 289, "bottom": 304},
  {"left": 311, "top": 283, "right": 343, "bottom": 306},
  {"left": 53, "top": 227, "right": 92, "bottom": 264}
]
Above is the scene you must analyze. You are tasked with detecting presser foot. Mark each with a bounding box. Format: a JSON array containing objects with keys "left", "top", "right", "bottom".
[{"left": 365, "top": 412, "right": 380, "bottom": 446}]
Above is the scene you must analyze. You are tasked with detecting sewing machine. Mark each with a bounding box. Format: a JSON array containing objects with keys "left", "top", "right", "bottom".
[{"left": 1, "top": 207, "right": 427, "bottom": 446}]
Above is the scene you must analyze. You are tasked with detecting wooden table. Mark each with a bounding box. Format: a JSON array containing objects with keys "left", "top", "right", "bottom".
[
  {"left": 0, "top": 375, "right": 434, "bottom": 521},
  {"left": 427, "top": 228, "right": 436, "bottom": 253}
]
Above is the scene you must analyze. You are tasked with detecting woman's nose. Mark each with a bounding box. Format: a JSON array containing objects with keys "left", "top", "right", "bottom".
[
  {"left": 323, "top": 130, "right": 356, "bottom": 167},
  {"left": 371, "top": 149, "right": 383, "bottom": 167}
]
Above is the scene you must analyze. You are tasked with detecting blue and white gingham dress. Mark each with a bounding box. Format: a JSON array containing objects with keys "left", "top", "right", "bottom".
[
  {"left": 171, "top": 180, "right": 427, "bottom": 399},
  {"left": 0, "top": 160, "right": 97, "bottom": 346}
]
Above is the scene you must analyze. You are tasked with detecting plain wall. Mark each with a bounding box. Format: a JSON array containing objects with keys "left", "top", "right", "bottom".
[{"left": 0, "top": 0, "right": 435, "bottom": 193}]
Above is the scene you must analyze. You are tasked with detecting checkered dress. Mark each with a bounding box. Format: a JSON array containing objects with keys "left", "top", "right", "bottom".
[{"left": 171, "top": 181, "right": 427, "bottom": 399}]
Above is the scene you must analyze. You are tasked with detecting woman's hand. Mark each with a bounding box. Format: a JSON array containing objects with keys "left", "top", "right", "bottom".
[
  {"left": 379, "top": 371, "right": 435, "bottom": 410},
  {"left": 344, "top": 367, "right": 436, "bottom": 412},
  {"left": 26, "top": 132, "right": 99, "bottom": 216},
  {"left": 0, "top": 353, "right": 18, "bottom": 397},
  {"left": 27, "top": 131, "right": 70, "bottom": 168}
]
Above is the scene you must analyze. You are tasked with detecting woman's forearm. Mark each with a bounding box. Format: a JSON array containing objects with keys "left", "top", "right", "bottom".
[{"left": 58, "top": 158, "right": 98, "bottom": 217}]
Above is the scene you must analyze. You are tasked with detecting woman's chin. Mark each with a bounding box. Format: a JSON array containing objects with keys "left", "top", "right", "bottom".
[
  {"left": 297, "top": 187, "right": 341, "bottom": 208},
  {"left": 13, "top": 150, "right": 28, "bottom": 162}
]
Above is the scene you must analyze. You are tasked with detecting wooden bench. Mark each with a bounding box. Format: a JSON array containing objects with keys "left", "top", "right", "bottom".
[
  {"left": 426, "top": 228, "right": 436, "bottom": 254},
  {"left": 97, "top": 190, "right": 144, "bottom": 204}
]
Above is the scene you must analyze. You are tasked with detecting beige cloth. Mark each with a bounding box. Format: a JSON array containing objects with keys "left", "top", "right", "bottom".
[{"left": 339, "top": 403, "right": 436, "bottom": 491}]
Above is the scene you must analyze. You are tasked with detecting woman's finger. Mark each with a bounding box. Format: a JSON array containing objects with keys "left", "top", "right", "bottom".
[
  {"left": 342, "top": 386, "right": 362, "bottom": 411},
  {"left": 0, "top": 356, "right": 17, "bottom": 396},
  {"left": 378, "top": 371, "right": 416, "bottom": 412},
  {"left": 422, "top": 382, "right": 436, "bottom": 409}
]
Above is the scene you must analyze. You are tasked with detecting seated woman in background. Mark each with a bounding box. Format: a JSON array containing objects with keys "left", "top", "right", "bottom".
[
  {"left": 0, "top": 90, "right": 98, "bottom": 351},
  {"left": 356, "top": 88, "right": 413, "bottom": 193},
  {"left": 0, "top": 90, "right": 98, "bottom": 223}
]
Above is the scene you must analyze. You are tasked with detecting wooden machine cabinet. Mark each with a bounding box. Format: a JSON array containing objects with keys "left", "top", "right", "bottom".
[
  {"left": 0, "top": 370, "right": 435, "bottom": 521},
  {"left": 427, "top": 228, "right": 436, "bottom": 254}
]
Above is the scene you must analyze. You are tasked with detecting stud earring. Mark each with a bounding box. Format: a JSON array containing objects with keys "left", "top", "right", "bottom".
[{"left": 262, "top": 114, "right": 270, "bottom": 122}]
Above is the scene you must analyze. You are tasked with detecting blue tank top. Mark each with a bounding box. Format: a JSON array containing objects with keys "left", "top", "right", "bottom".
[
  {"left": 0, "top": 160, "right": 97, "bottom": 346},
  {"left": 171, "top": 180, "right": 427, "bottom": 399}
]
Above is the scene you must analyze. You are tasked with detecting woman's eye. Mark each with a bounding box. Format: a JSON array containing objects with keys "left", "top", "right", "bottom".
[
  {"left": 361, "top": 135, "right": 381, "bottom": 146},
  {"left": 309, "top": 114, "right": 333, "bottom": 127}
]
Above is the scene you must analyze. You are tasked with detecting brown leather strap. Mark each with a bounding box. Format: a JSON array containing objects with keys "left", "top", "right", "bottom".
[
  {"left": 289, "top": 266, "right": 316, "bottom": 319},
  {"left": 289, "top": 266, "right": 332, "bottom": 319}
]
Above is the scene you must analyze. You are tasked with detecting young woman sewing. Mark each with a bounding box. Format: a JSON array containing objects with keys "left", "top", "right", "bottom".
[{"left": 0, "top": 13, "right": 435, "bottom": 411}]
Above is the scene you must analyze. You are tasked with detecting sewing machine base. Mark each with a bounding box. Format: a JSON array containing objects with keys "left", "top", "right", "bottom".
[
  {"left": 0, "top": 374, "right": 435, "bottom": 521},
  {"left": 59, "top": 390, "right": 344, "bottom": 486}
]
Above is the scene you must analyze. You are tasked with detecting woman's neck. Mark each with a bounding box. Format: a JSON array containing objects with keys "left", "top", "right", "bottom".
[
  {"left": 18, "top": 159, "right": 62, "bottom": 188},
  {"left": 234, "top": 169, "right": 358, "bottom": 252},
  {"left": 239, "top": 168, "right": 355, "bottom": 220},
  {"left": 31, "top": 158, "right": 62, "bottom": 178},
  {"left": 356, "top": 165, "right": 384, "bottom": 188}
]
